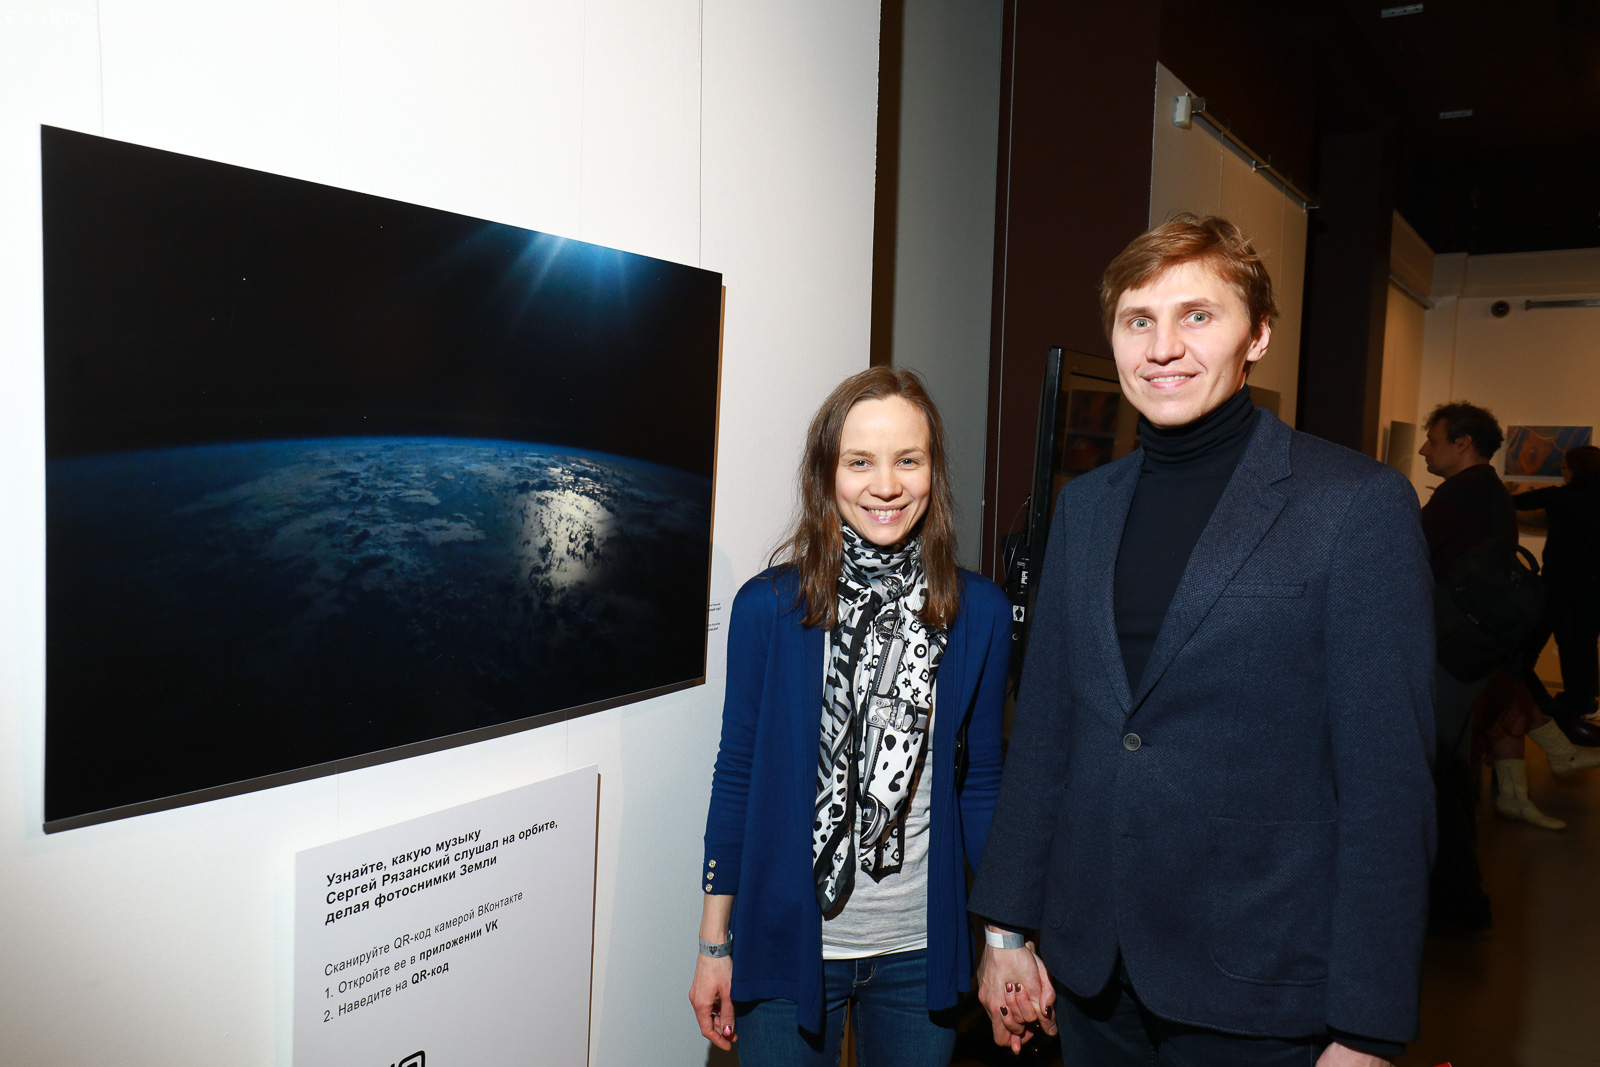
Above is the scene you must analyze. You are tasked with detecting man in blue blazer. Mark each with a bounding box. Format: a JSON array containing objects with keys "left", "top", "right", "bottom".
[{"left": 969, "top": 216, "right": 1435, "bottom": 1066}]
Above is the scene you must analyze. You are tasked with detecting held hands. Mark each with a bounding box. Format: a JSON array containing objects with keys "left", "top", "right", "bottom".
[
  {"left": 1316, "top": 1043, "right": 1392, "bottom": 1067},
  {"left": 975, "top": 937, "right": 1057, "bottom": 1053}
]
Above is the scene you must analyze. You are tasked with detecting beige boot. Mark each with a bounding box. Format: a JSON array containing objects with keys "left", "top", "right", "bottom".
[
  {"left": 1527, "top": 719, "right": 1600, "bottom": 778},
  {"left": 1494, "top": 759, "right": 1567, "bottom": 830}
]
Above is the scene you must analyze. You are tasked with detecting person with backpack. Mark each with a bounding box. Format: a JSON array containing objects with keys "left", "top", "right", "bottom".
[{"left": 1417, "top": 404, "right": 1596, "bottom": 922}]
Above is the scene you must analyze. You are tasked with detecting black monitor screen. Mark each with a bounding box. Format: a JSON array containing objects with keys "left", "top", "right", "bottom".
[{"left": 42, "top": 127, "right": 721, "bottom": 830}]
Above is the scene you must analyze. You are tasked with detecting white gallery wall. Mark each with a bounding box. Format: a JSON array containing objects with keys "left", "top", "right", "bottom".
[
  {"left": 882, "top": 0, "right": 1001, "bottom": 568},
  {"left": 1148, "top": 63, "right": 1308, "bottom": 425},
  {"left": 1377, "top": 212, "right": 1433, "bottom": 477},
  {"left": 0, "top": 3, "right": 882, "bottom": 1064},
  {"left": 1415, "top": 246, "right": 1600, "bottom": 503}
]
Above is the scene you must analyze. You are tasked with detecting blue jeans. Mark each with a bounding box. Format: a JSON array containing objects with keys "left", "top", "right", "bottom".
[{"left": 733, "top": 948, "right": 958, "bottom": 1067}]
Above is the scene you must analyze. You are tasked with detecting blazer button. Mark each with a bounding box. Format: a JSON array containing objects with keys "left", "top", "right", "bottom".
[{"left": 1122, "top": 732, "right": 1142, "bottom": 752}]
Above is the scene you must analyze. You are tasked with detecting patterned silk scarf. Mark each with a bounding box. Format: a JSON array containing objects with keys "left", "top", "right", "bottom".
[{"left": 812, "top": 525, "right": 946, "bottom": 913}]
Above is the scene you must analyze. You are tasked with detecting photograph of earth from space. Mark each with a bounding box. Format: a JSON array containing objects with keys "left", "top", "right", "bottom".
[
  {"left": 47, "top": 438, "right": 711, "bottom": 819},
  {"left": 42, "top": 128, "right": 721, "bottom": 826}
]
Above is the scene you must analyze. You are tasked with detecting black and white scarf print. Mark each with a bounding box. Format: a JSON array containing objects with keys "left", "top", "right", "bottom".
[{"left": 812, "top": 524, "right": 946, "bottom": 914}]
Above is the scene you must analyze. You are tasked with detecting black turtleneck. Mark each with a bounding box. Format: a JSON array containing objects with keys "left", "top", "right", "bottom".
[{"left": 1114, "top": 386, "right": 1260, "bottom": 694}]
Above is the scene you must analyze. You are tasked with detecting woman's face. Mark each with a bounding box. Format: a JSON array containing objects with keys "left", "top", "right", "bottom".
[{"left": 834, "top": 396, "right": 932, "bottom": 548}]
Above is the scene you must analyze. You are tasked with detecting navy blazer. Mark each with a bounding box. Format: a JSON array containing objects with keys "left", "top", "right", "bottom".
[
  {"left": 703, "top": 565, "right": 1012, "bottom": 1032},
  {"left": 969, "top": 412, "right": 1436, "bottom": 1044}
]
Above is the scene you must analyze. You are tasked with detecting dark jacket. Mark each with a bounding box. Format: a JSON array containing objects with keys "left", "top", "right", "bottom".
[
  {"left": 1421, "top": 462, "right": 1515, "bottom": 577},
  {"left": 1513, "top": 482, "right": 1600, "bottom": 591},
  {"left": 969, "top": 412, "right": 1436, "bottom": 1044},
  {"left": 703, "top": 565, "right": 1011, "bottom": 1031}
]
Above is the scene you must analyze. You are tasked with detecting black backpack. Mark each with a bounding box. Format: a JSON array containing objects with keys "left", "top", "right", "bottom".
[{"left": 1434, "top": 536, "right": 1545, "bottom": 682}]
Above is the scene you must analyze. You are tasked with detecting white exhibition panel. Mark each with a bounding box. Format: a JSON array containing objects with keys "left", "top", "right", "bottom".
[
  {"left": 1149, "top": 62, "right": 1307, "bottom": 426},
  {"left": 294, "top": 768, "right": 597, "bottom": 1066},
  {"left": 0, "top": 3, "right": 882, "bottom": 1065}
]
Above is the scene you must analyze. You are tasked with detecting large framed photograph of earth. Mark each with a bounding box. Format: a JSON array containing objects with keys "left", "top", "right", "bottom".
[{"left": 42, "top": 127, "right": 721, "bottom": 831}]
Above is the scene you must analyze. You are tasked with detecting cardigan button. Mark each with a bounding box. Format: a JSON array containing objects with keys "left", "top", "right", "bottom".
[
  {"left": 709, "top": 860, "right": 716, "bottom": 868},
  {"left": 1122, "top": 733, "right": 1142, "bottom": 752}
]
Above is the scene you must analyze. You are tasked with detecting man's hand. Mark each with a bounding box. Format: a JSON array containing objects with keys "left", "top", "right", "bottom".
[
  {"left": 1316, "top": 1042, "right": 1391, "bottom": 1067},
  {"left": 974, "top": 935, "right": 1057, "bottom": 1053},
  {"left": 689, "top": 953, "right": 735, "bottom": 1050}
]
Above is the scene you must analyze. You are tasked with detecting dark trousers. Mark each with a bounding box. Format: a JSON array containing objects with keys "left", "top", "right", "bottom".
[
  {"left": 1058, "top": 973, "right": 1329, "bottom": 1066},
  {"left": 1517, "top": 584, "right": 1600, "bottom": 716},
  {"left": 1428, "top": 664, "right": 1491, "bottom": 929},
  {"left": 1550, "top": 590, "right": 1600, "bottom": 709}
]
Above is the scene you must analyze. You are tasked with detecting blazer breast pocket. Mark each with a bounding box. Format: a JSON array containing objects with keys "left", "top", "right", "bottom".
[{"left": 1219, "top": 581, "right": 1306, "bottom": 599}]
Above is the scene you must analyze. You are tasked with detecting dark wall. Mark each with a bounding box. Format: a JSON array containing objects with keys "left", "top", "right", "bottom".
[
  {"left": 1298, "top": 130, "right": 1397, "bottom": 456},
  {"left": 980, "top": 0, "right": 1160, "bottom": 577},
  {"left": 1157, "top": 0, "right": 1318, "bottom": 193}
]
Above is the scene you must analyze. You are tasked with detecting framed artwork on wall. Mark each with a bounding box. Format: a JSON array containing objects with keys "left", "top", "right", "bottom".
[
  {"left": 42, "top": 127, "right": 722, "bottom": 831},
  {"left": 1502, "top": 425, "right": 1592, "bottom": 481}
]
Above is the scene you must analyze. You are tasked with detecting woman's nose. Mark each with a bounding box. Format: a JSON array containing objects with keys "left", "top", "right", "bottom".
[{"left": 869, "top": 466, "right": 900, "bottom": 498}]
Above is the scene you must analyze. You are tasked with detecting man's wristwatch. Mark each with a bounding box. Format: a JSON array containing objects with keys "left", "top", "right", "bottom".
[
  {"left": 984, "top": 927, "right": 1027, "bottom": 950},
  {"left": 698, "top": 933, "right": 733, "bottom": 958}
]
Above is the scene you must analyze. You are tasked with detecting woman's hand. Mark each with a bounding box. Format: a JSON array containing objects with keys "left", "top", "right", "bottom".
[
  {"left": 974, "top": 935, "right": 1057, "bottom": 1052},
  {"left": 689, "top": 952, "right": 736, "bottom": 1050},
  {"left": 689, "top": 893, "right": 737, "bottom": 1049},
  {"left": 1315, "top": 1043, "right": 1391, "bottom": 1067}
]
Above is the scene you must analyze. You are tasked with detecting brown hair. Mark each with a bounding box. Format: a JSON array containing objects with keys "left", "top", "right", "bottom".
[
  {"left": 772, "top": 367, "right": 961, "bottom": 630},
  {"left": 1426, "top": 401, "right": 1504, "bottom": 459},
  {"left": 1099, "top": 213, "right": 1279, "bottom": 340},
  {"left": 1566, "top": 445, "right": 1600, "bottom": 488}
]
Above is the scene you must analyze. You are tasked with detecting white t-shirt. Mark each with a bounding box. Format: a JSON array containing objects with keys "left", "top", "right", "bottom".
[{"left": 821, "top": 705, "right": 934, "bottom": 960}]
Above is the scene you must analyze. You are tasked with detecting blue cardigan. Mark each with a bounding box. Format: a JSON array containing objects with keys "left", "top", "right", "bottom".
[{"left": 702, "top": 565, "right": 1011, "bottom": 1031}]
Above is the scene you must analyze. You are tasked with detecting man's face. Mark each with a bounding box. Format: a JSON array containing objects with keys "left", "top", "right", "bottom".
[
  {"left": 1110, "top": 259, "right": 1270, "bottom": 428},
  {"left": 1419, "top": 419, "right": 1479, "bottom": 479}
]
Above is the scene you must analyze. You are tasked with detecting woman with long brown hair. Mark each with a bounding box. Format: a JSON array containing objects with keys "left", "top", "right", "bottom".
[{"left": 689, "top": 367, "right": 1012, "bottom": 1065}]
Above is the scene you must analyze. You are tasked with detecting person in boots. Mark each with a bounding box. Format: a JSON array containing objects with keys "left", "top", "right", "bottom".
[{"left": 1417, "top": 402, "right": 1514, "bottom": 931}]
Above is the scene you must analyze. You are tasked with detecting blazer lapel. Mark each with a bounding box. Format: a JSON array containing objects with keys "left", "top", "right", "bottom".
[
  {"left": 1089, "top": 458, "right": 1141, "bottom": 714},
  {"left": 1130, "top": 413, "right": 1292, "bottom": 712}
]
